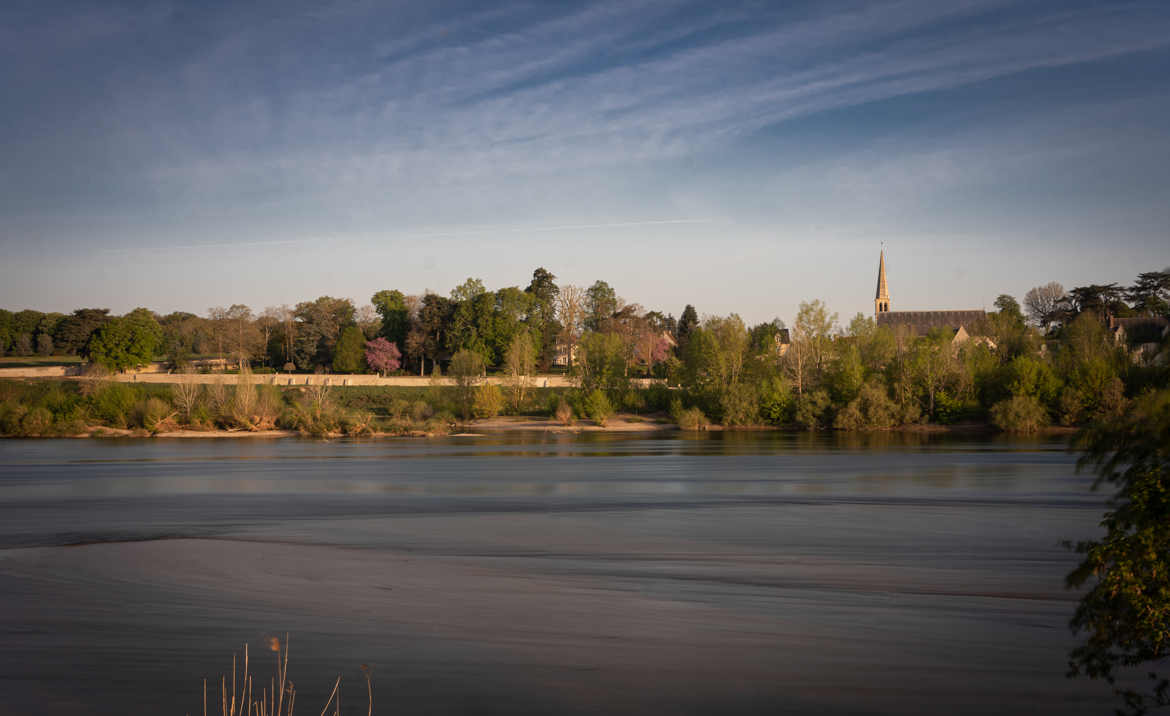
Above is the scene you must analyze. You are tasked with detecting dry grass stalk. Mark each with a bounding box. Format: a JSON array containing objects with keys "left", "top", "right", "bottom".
[
  {"left": 195, "top": 635, "right": 367, "bottom": 716},
  {"left": 318, "top": 675, "right": 341, "bottom": 716}
]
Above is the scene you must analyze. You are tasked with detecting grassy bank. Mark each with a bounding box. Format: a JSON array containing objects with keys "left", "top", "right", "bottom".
[{"left": 0, "top": 379, "right": 662, "bottom": 438}]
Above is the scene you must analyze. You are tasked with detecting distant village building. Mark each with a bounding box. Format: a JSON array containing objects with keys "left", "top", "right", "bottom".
[
  {"left": 774, "top": 328, "right": 790, "bottom": 357},
  {"left": 872, "top": 250, "right": 986, "bottom": 346},
  {"left": 1109, "top": 315, "right": 1170, "bottom": 365}
]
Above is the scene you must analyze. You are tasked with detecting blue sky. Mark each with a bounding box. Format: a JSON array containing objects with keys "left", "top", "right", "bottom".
[{"left": 2, "top": 0, "right": 1168, "bottom": 325}]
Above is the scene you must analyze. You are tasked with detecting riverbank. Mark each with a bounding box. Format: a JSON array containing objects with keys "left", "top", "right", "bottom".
[{"left": 8, "top": 417, "right": 1078, "bottom": 439}]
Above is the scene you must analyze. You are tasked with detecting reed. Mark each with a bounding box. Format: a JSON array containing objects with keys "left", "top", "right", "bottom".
[{"left": 192, "top": 635, "right": 370, "bottom": 716}]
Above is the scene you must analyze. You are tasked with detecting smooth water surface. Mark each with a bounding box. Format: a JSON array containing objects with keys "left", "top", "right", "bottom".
[{"left": 0, "top": 432, "right": 1113, "bottom": 714}]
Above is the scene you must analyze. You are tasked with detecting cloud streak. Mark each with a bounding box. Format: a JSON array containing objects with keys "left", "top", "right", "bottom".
[{"left": 70, "top": 0, "right": 1158, "bottom": 208}]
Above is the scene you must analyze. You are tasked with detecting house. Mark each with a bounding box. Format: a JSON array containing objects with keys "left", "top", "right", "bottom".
[{"left": 1109, "top": 315, "right": 1170, "bottom": 364}]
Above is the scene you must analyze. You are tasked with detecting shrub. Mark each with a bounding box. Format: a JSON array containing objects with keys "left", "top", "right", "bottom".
[
  {"left": 0, "top": 403, "right": 28, "bottom": 435},
  {"left": 834, "top": 381, "right": 897, "bottom": 431},
  {"left": 583, "top": 389, "right": 614, "bottom": 426},
  {"left": 252, "top": 385, "right": 282, "bottom": 430},
  {"left": 758, "top": 376, "right": 793, "bottom": 425},
  {"left": 20, "top": 407, "right": 53, "bottom": 436},
  {"left": 621, "top": 389, "right": 646, "bottom": 414},
  {"left": 720, "top": 382, "right": 758, "bottom": 426},
  {"left": 794, "top": 389, "right": 831, "bottom": 430},
  {"left": 676, "top": 406, "right": 709, "bottom": 431},
  {"left": 87, "top": 383, "right": 136, "bottom": 428},
  {"left": 410, "top": 400, "right": 433, "bottom": 422},
  {"left": 554, "top": 397, "right": 574, "bottom": 425},
  {"left": 990, "top": 395, "right": 1049, "bottom": 433},
  {"left": 472, "top": 384, "right": 504, "bottom": 419},
  {"left": 134, "top": 397, "right": 174, "bottom": 433}
]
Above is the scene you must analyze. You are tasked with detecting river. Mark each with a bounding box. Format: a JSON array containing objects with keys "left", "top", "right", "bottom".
[{"left": 0, "top": 432, "right": 1115, "bottom": 715}]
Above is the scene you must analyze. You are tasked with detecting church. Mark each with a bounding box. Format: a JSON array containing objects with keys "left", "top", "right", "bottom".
[{"left": 873, "top": 250, "right": 986, "bottom": 343}]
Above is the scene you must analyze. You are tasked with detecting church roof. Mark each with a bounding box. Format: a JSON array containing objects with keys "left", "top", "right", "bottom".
[
  {"left": 875, "top": 250, "right": 889, "bottom": 301},
  {"left": 876, "top": 310, "right": 986, "bottom": 333}
]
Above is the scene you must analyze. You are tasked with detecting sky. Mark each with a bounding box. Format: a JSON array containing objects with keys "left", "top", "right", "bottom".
[{"left": 2, "top": 0, "right": 1168, "bottom": 325}]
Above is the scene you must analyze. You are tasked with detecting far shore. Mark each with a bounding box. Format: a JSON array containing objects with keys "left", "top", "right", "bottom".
[{"left": 12, "top": 416, "right": 1076, "bottom": 439}]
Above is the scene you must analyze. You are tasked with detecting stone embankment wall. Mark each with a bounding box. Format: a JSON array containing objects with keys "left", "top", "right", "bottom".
[{"left": 0, "top": 365, "right": 662, "bottom": 389}]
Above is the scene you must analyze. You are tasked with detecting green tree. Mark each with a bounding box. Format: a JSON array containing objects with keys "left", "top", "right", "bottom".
[
  {"left": 994, "top": 294, "right": 1024, "bottom": 323},
  {"left": 332, "top": 325, "right": 367, "bottom": 373},
  {"left": 1126, "top": 271, "right": 1170, "bottom": 317},
  {"left": 504, "top": 331, "right": 536, "bottom": 411},
  {"left": 582, "top": 389, "right": 614, "bottom": 426},
  {"left": 417, "top": 293, "right": 454, "bottom": 375},
  {"left": 292, "top": 296, "right": 356, "bottom": 370},
  {"left": 911, "top": 329, "right": 956, "bottom": 420},
  {"left": 677, "top": 304, "right": 699, "bottom": 351},
  {"left": 585, "top": 281, "right": 618, "bottom": 331},
  {"left": 449, "top": 348, "right": 485, "bottom": 420},
  {"left": 448, "top": 278, "right": 495, "bottom": 363},
  {"left": 56, "top": 308, "right": 111, "bottom": 354},
  {"left": 491, "top": 287, "right": 536, "bottom": 366},
  {"left": 525, "top": 268, "right": 560, "bottom": 371},
  {"left": 371, "top": 289, "right": 409, "bottom": 346},
  {"left": 576, "top": 331, "right": 628, "bottom": 395},
  {"left": 84, "top": 308, "right": 163, "bottom": 371},
  {"left": 1067, "top": 389, "right": 1170, "bottom": 715}
]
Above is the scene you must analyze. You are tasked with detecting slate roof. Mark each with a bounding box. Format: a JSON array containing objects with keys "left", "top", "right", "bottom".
[
  {"left": 876, "top": 310, "right": 986, "bottom": 334},
  {"left": 1111, "top": 316, "right": 1170, "bottom": 343}
]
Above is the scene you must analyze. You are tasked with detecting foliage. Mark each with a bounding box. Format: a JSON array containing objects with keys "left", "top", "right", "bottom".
[
  {"left": 677, "top": 304, "right": 699, "bottom": 350},
  {"left": 525, "top": 267, "right": 560, "bottom": 371},
  {"left": 371, "top": 289, "right": 410, "bottom": 346},
  {"left": 84, "top": 308, "right": 163, "bottom": 372},
  {"left": 504, "top": 332, "right": 536, "bottom": 411},
  {"left": 576, "top": 331, "right": 628, "bottom": 395},
  {"left": 449, "top": 348, "right": 485, "bottom": 420},
  {"left": 292, "top": 296, "right": 355, "bottom": 370},
  {"left": 331, "top": 325, "right": 367, "bottom": 374},
  {"left": 472, "top": 383, "right": 504, "bottom": 419},
  {"left": 758, "top": 375, "right": 794, "bottom": 424},
  {"left": 670, "top": 398, "right": 709, "bottom": 431},
  {"left": 582, "top": 389, "right": 614, "bottom": 426},
  {"left": 1067, "top": 390, "right": 1170, "bottom": 715},
  {"left": 989, "top": 395, "right": 1049, "bottom": 433},
  {"left": 794, "top": 389, "right": 831, "bottom": 430},
  {"left": 834, "top": 380, "right": 898, "bottom": 430},
  {"left": 363, "top": 337, "right": 401, "bottom": 376},
  {"left": 554, "top": 397, "right": 574, "bottom": 425}
]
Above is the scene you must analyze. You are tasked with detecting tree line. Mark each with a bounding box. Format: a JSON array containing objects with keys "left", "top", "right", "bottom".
[{"left": 1, "top": 267, "right": 1167, "bottom": 430}]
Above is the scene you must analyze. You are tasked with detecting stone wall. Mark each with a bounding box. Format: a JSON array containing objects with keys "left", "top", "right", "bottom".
[{"left": 0, "top": 366, "right": 663, "bottom": 389}]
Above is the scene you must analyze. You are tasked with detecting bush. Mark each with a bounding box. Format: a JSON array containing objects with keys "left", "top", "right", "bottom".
[
  {"left": 20, "top": 406, "right": 53, "bottom": 436},
  {"left": 87, "top": 383, "right": 137, "bottom": 428},
  {"left": 720, "top": 382, "right": 758, "bottom": 426},
  {"left": 834, "top": 381, "right": 898, "bottom": 431},
  {"left": 621, "top": 389, "right": 646, "bottom": 414},
  {"left": 794, "top": 389, "right": 831, "bottom": 430},
  {"left": 134, "top": 397, "right": 174, "bottom": 433},
  {"left": 583, "top": 389, "right": 614, "bottom": 426},
  {"left": 990, "top": 395, "right": 1049, "bottom": 433},
  {"left": 554, "top": 397, "right": 574, "bottom": 425},
  {"left": 758, "top": 376, "right": 793, "bottom": 425},
  {"left": 670, "top": 397, "right": 709, "bottom": 430},
  {"left": 410, "top": 400, "right": 433, "bottom": 422},
  {"left": 472, "top": 384, "right": 504, "bottom": 419},
  {"left": 676, "top": 406, "right": 709, "bottom": 431}
]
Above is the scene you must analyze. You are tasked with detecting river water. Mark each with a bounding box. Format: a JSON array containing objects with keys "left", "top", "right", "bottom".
[{"left": 0, "top": 432, "right": 1115, "bottom": 715}]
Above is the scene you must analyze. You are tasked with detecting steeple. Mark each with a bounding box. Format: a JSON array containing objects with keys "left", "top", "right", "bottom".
[{"left": 875, "top": 249, "right": 890, "bottom": 316}]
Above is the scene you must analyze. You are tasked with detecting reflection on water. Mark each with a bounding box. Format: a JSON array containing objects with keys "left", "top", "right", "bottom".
[{"left": 0, "top": 432, "right": 1112, "bottom": 715}]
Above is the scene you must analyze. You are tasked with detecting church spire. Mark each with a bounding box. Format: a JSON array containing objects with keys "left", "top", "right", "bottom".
[{"left": 875, "top": 249, "right": 890, "bottom": 316}]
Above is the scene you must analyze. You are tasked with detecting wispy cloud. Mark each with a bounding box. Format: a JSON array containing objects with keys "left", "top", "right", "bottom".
[
  {"left": 2, "top": 0, "right": 1168, "bottom": 315},
  {"left": 84, "top": 0, "right": 1163, "bottom": 208}
]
